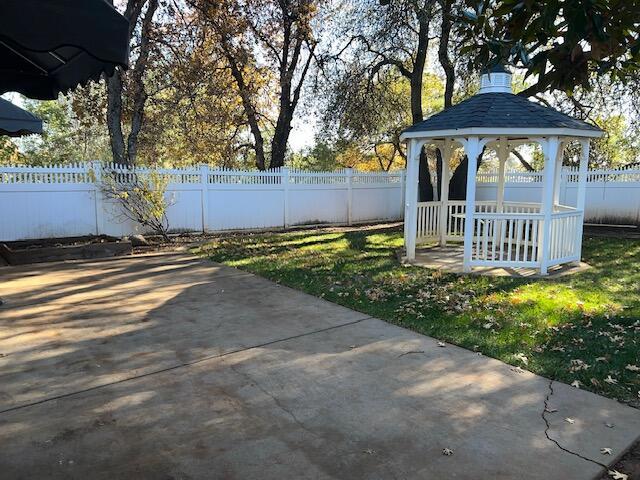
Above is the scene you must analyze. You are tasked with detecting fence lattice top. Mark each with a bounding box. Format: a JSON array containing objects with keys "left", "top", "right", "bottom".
[{"left": 1, "top": 162, "right": 639, "bottom": 185}]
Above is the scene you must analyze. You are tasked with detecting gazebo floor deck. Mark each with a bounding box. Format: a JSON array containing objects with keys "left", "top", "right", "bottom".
[{"left": 404, "top": 243, "right": 590, "bottom": 278}]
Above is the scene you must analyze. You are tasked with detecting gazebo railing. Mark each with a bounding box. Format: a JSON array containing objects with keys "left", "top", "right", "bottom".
[
  {"left": 416, "top": 200, "right": 582, "bottom": 268},
  {"left": 471, "top": 212, "right": 543, "bottom": 267},
  {"left": 417, "top": 200, "right": 543, "bottom": 242},
  {"left": 548, "top": 210, "right": 582, "bottom": 265}
]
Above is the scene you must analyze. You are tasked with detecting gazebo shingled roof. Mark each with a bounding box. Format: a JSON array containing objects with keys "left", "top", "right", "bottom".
[{"left": 403, "top": 93, "right": 602, "bottom": 134}]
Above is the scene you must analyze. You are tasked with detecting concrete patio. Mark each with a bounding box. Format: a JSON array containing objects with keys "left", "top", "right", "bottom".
[{"left": 0, "top": 253, "right": 638, "bottom": 479}]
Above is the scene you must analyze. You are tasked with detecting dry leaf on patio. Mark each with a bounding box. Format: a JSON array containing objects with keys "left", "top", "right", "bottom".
[
  {"left": 564, "top": 418, "right": 575, "bottom": 424},
  {"left": 625, "top": 364, "right": 640, "bottom": 372},
  {"left": 608, "top": 470, "right": 628, "bottom": 480},
  {"left": 545, "top": 407, "right": 558, "bottom": 413},
  {"left": 600, "top": 448, "right": 613, "bottom": 455},
  {"left": 363, "top": 449, "right": 375, "bottom": 455},
  {"left": 442, "top": 448, "right": 454, "bottom": 456},
  {"left": 605, "top": 423, "right": 615, "bottom": 428},
  {"left": 437, "top": 342, "right": 446, "bottom": 347},
  {"left": 571, "top": 380, "right": 582, "bottom": 388}
]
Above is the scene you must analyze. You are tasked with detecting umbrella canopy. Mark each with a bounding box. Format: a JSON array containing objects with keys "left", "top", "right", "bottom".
[
  {"left": 0, "top": 0, "right": 130, "bottom": 100},
  {"left": 0, "top": 98, "right": 42, "bottom": 137}
]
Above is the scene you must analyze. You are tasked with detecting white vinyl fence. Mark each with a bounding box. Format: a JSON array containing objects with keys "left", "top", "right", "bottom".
[
  {"left": 476, "top": 166, "right": 640, "bottom": 226},
  {"left": 1, "top": 163, "right": 638, "bottom": 242},
  {"left": 0, "top": 163, "right": 405, "bottom": 241}
]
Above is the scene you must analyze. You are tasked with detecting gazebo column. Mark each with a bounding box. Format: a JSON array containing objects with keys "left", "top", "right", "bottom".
[
  {"left": 438, "top": 139, "right": 453, "bottom": 246},
  {"left": 573, "top": 139, "right": 590, "bottom": 264},
  {"left": 553, "top": 141, "right": 566, "bottom": 207},
  {"left": 538, "top": 136, "right": 561, "bottom": 275},
  {"left": 462, "top": 137, "right": 482, "bottom": 273},
  {"left": 496, "top": 137, "right": 508, "bottom": 213},
  {"left": 404, "top": 139, "right": 423, "bottom": 261}
]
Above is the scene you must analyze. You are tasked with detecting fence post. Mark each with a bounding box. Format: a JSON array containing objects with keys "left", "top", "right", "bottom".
[
  {"left": 91, "top": 161, "right": 105, "bottom": 236},
  {"left": 282, "top": 167, "right": 290, "bottom": 228},
  {"left": 399, "top": 169, "right": 405, "bottom": 220},
  {"left": 200, "top": 164, "right": 209, "bottom": 233},
  {"left": 346, "top": 168, "right": 353, "bottom": 225}
]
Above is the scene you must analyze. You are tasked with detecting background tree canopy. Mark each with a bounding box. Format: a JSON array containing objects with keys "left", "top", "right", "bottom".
[{"left": 1, "top": 0, "right": 638, "bottom": 172}]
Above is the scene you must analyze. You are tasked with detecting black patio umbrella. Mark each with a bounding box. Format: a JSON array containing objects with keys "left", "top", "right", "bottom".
[
  {"left": 0, "top": 98, "right": 42, "bottom": 137},
  {"left": 0, "top": 0, "right": 130, "bottom": 100}
]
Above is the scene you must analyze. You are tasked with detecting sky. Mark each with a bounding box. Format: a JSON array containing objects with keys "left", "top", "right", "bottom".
[{"left": 289, "top": 114, "right": 317, "bottom": 152}]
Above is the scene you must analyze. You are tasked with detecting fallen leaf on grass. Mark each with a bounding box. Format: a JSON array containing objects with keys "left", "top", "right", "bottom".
[
  {"left": 608, "top": 470, "right": 628, "bottom": 480},
  {"left": 571, "top": 380, "right": 582, "bottom": 388},
  {"left": 514, "top": 353, "right": 529, "bottom": 365},
  {"left": 569, "top": 359, "right": 590, "bottom": 372},
  {"left": 625, "top": 364, "right": 640, "bottom": 372},
  {"left": 604, "top": 375, "right": 618, "bottom": 385},
  {"left": 596, "top": 357, "right": 608, "bottom": 363},
  {"left": 442, "top": 448, "right": 454, "bottom": 456}
]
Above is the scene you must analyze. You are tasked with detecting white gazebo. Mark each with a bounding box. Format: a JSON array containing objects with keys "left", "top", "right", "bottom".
[{"left": 400, "top": 66, "right": 603, "bottom": 275}]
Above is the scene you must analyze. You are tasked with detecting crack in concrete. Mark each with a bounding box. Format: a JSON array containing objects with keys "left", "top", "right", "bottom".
[
  {"left": 228, "top": 363, "right": 323, "bottom": 440},
  {"left": 0, "top": 316, "right": 372, "bottom": 416},
  {"left": 541, "top": 380, "right": 609, "bottom": 473},
  {"left": 396, "top": 350, "right": 426, "bottom": 358},
  {"left": 228, "top": 364, "right": 403, "bottom": 480}
]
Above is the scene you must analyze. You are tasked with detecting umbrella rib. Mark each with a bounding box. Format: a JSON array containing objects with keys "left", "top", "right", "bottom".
[
  {"left": 48, "top": 51, "right": 67, "bottom": 65},
  {"left": 0, "top": 40, "right": 49, "bottom": 74}
]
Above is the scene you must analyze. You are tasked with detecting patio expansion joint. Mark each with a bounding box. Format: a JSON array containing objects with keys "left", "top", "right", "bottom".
[
  {"left": 541, "top": 379, "right": 610, "bottom": 476},
  {"left": 0, "top": 315, "right": 373, "bottom": 417}
]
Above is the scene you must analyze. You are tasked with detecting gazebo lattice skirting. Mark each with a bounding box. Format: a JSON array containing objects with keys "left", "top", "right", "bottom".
[{"left": 400, "top": 67, "right": 603, "bottom": 275}]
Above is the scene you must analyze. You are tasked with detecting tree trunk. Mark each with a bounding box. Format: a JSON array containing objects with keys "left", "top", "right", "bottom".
[
  {"left": 106, "top": 71, "right": 127, "bottom": 166},
  {"left": 449, "top": 149, "right": 485, "bottom": 200},
  {"left": 270, "top": 110, "right": 293, "bottom": 169},
  {"left": 438, "top": 0, "right": 455, "bottom": 108},
  {"left": 104, "top": 0, "right": 157, "bottom": 167},
  {"left": 413, "top": 7, "right": 434, "bottom": 201}
]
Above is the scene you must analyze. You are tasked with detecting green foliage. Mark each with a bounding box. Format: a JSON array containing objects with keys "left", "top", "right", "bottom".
[
  {"left": 0, "top": 138, "right": 22, "bottom": 165},
  {"left": 11, "top": 95, "right": 109, "bottom": 165},
  {"left": 198, "top": 228, "right": 640, "bottom": 403},
  {"left": 458, "top": 0, "right": 640, "bottom": 95}
]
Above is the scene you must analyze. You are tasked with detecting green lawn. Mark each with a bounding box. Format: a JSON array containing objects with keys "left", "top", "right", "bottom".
[{"left": 195, "top": 226, "right": 640, "bottom": 403}]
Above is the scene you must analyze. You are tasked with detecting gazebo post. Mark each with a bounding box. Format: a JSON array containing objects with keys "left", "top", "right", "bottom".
[
  {"left": 538, "top": 136, "right": 561, "bottom": 275},
  {"left": 573, "top": 139, "right": 590, "bottom": 264},
  {"left": 496, "top": 137, "right": 508, "bottom": 213},
  {"left": 553, "top": 141, "right": 566, "bottom": 206},
  {"left": 462, "top": 137, "right": 481, "bottom": 273},
  {"left": 404, "top": 139, "right": 422, "bottom": 261},
  {"left": 438, "top": 139, "right": 452, "bottom": 246}
]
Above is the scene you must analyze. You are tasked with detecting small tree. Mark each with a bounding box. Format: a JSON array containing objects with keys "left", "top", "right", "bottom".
[{"left": 98, "top": 165, "right": 174, "bottom": 242}]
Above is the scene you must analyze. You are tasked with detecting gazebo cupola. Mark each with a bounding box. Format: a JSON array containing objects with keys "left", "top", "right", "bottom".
[{"left": 399, "top": 66, "right": 603, "bottom": 275}]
